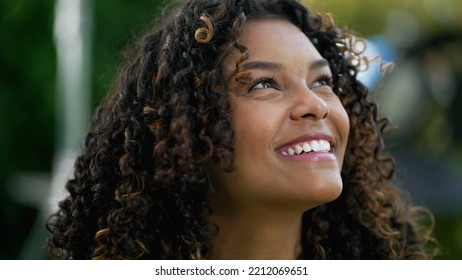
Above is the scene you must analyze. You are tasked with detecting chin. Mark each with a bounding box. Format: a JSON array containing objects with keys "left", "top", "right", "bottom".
[{"left": 297, "top": 180, "right": 343, "bottom": 211}]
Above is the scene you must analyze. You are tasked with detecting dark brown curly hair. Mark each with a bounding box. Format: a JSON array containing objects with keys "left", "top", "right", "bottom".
[{"left": 46, "top": 0, "right": 435, "bottom": 259}]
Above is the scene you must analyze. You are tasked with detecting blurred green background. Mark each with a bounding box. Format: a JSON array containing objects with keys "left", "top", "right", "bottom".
[{"left": 0, "top": 0, "right": 461, "bottom": 259}]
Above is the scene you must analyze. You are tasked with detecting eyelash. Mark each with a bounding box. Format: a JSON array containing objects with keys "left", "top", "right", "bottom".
[
  {"left": 311, "top": 74, "right": 333, "bottom": 89},
  {"left": 249, "top": 76, "right": 278, "bottom": 91},
  {"left": 248, "top": 73, "right": 333, "bottom": 92}
]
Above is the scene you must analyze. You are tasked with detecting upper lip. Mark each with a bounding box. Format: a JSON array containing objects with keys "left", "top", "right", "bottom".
[{"left": 275, "top": 133, "right": 335, "bottom": 151}]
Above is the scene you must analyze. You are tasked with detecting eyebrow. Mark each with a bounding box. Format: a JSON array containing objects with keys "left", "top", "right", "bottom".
[
  {"left": 227, "top": 58, "right": 330, "bottom": 81},
  {"left": 309, "top": 58, "right": 330, "bottom": 70},
  {"left": 226, "top": 61, "right": 284, "bottom": 82},
  {"left": 236, "top": 58, "right": 329, "bottom": 73},
  {"left": 240, "top": 61, "right": 285, "bottom": 71}
]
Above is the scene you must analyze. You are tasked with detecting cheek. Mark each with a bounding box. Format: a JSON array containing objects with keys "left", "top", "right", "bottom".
[
  {"left": 332, "top": 101, "right": 350, "bottom": 155},
  {"left": 230, "top": 101, "right": 284, "bottom": 168},
  {"left": 339, "top": 105, "right": 350, "bottom": 138},
  {"left": 232, "top": 112, "right": 266, "bottom": 159}
]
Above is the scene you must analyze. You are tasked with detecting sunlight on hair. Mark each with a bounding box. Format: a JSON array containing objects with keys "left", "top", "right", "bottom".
[{"left": 194, "top": 15, "right": 214, "bottom": 43}]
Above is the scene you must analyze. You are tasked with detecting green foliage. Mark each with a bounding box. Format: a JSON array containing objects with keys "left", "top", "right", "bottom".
[
  {"left": 0, "top": 0, "right": 56, "bottom": 259},
  {"left": 0, "top": 0, "right": 165, "bottom": 259}
]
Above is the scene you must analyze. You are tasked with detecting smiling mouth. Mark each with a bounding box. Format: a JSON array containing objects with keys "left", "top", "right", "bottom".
[{"left": 279, "top": 139, "right": 331, "bottom": 156}]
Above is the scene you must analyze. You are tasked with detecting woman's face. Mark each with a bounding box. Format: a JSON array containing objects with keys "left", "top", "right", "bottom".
[{"left": 211, "top": 18, "right": 349, "bottom": 213}]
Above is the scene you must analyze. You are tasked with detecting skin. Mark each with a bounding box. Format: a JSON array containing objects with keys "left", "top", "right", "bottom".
[{"left": 208, "top": 18, "right": 350, "bottom": 259}]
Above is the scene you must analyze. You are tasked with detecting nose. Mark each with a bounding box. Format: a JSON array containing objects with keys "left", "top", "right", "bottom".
[{"left": 289, "top": 87, "right": 329, "bottom": 121}]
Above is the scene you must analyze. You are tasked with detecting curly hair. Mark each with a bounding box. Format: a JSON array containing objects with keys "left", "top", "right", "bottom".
[{"left": 46, "top": 0, "right": 435, "bottom": 259}]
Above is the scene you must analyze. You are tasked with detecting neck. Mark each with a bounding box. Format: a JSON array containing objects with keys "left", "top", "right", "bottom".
[{"left": 209, "top": 207, "right": 303, "bottom": 260}]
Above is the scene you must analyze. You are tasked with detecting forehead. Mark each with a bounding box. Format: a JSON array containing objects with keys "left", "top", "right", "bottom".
[
  {"left": 241, "top": 18, "right": 319, "bottom": 56},
  {"left": 240, "top": 18, "right": 304, "bottom": 42},
  {"left": 222, "top": 18, "right": 324, "bottom": 74}
]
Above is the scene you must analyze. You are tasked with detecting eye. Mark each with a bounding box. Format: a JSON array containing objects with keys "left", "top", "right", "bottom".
[
  {"left": 249, "top": 77, "right": 278, "bottom": 91},
  {"left": 311, "top": 74, "right": 333, "bottom": 89}
]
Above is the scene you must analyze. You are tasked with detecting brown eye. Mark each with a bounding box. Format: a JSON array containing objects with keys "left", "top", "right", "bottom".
[
  {"left": 311, "top": 74, "right": 333, "bottom": 89},
  {"left": 250, "top": 78, "right": 278, "bottom": 91}
]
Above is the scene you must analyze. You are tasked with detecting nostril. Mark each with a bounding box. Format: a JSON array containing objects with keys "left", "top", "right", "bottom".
[
  {"left": 301, "top": 112, "right": 316, "bottom": 119},
  {"left": 300, "top": 110, "right": 328, "bottom": 119}
]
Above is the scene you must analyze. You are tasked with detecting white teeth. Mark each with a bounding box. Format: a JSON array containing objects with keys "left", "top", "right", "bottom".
[
  {"left": 281, "top": 140, "right": 331, "bottom": 156},
  {"left": 303, "top": 142, "right": 311, "bottom": 153},
  {"left": 320, "top": 140, "right": 330, "bottom": 151},
  {"left": 294, "top": 144, "right": 303, "bottom": 155},
  {"left": 310, "top": 140, "right": 331, "bottom": 152},
  {"left": 310, "top": 140, "right": 321, "bottom": 152}
]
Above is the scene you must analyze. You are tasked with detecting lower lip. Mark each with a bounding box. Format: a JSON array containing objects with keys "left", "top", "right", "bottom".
[{"left": 280, "top": 152, "right": 337, "bottom": 162}]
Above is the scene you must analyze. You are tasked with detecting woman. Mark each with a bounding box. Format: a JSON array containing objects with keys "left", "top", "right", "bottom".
[{"left": 46, "top": 0, "right": 435, "bottom": 259}]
